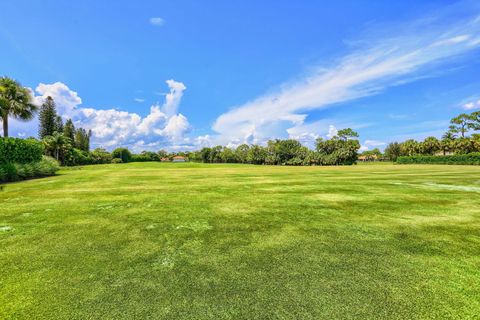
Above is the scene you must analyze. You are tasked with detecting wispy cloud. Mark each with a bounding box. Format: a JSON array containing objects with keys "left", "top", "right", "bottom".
[
  {"left": 211, "top": 5, "right": 480, "bottom": 146},
  {"left": 134, "top": 98, "right": 145, "bottom": 103},
  {"left": 149, "top": 17, "right": 165, "bottom": 26},
  {"left": 462, "top": 98, "right": 480, "bottom": 110}
]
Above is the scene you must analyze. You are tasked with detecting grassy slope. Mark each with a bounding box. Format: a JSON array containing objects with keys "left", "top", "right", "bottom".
[{"left": 1, "top": 163, "right": 479, "bottom": 319}]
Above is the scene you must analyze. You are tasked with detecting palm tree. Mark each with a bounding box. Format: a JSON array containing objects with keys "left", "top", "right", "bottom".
[
  {"left": 0, "top": 77, "right": 38, "bottom": 137},
  {"left": 42, "top": 132, "right": 68, "bottom": 161}
]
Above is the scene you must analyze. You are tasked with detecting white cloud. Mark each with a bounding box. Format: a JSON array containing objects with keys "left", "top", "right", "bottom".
[
  {"left": 364, "top": 140, "right": 386, "bottom": 147},
  {"left": 150, "top": 17, "right": 165, "bottom": 26},
  {"left": 160, "top": 114, "right": 190, "bottom": 140},
  {"left": 28, "top": 80, "right": 190, "bottom": 151},
  {"left": 462, "top": 99, "right": 480, "bottom": 110},
  {"left": 134, "top": 98, "right": 145, "bottom": 103},
  {"left": 34, "top": 82, "right": 82, "bottom": 116},
  {"left": 210, "top": 10, "right": 480, "bottom": 146},
  {"left": 359, "top": 140, "right": 386, "bottom": 152},
  {"left": 326, "top": 125, "right": 338, "bottom": 139}
]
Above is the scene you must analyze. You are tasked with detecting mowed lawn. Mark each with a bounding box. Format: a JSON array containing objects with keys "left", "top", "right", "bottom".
[{"left": 1, "top": 163, "right": 480, "bottom": 319}]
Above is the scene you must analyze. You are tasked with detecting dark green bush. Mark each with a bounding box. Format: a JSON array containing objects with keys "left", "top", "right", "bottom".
[
  {"left": 131, "top": 155, "right": 152, "bottom": 162},
  {"left": 112, "top": 148, "right": 132, "bottom": 163},
  {"left": 396, "top": 153, "right": 480, "bottom": 165},
  {"left": 0, "top": 137, "right": 44, "bottom": 164},
  {"left": 1, "top": 156, "right": 59, "bottom": 182}
]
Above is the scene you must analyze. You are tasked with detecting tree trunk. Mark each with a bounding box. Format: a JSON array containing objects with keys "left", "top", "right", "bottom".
[{"left": 2, "top": 116, "right": 8, "bottom": 137}]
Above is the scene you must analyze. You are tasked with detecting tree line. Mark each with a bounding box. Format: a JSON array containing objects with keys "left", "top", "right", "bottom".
[
  {"left": 381, "top": 111, "right": 480, "bottom": 161},
  {"left": 2, "top": 76, "right": 480, "bottom": 167},
  {"left": 188, "top": 128, "right": 360, "bottom": 165}
]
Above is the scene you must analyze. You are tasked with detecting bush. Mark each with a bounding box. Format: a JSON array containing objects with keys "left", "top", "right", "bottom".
[
  {"left": 0, "top": 137, "right": 43, "bottom": 164},
  {"left": 396, "top": 153, "right": 480, "bottom": 165},
  {"left": 1, "top": 156, "right": 59, "bottom": 182},
  {"left": 111, "top": 158, "right": 123, "bottom": 164},
  {"left": 90, "top": 148, "right": 112, "bottom": 164},
  {"left": 131, "top": 155, "right": 152, "bottom": 162},
  {"left": 64, "top": 148, "right": 93, "bottom": 166},
  {"left": 0, "top": 163, "right": 18, "bottom": 182},
  {"left": 112, "top": 148, "right": 132, "bottom": 163}
]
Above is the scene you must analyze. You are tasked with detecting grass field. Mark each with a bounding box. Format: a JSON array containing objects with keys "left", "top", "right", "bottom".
[{"left": 1, "top": 163, "right": 480, "bottom": 319}]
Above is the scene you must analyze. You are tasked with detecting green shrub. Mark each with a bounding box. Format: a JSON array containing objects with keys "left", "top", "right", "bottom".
[
  {"left": 111, "top": 158, "right": 123, "bottom": 164},
  {"left": 0, "top": 137, "right": 43, "bottom": 164},
  {"left": 131, "top": 155, "right": 152, "bottom": 162},
  {"left": 1, "top": 156, "right": 59, "bottom": 183},
  {"left": 0, "top": 163, "right": 18, "bottom": 182},
  {"left": 112, "top": 148, "right": 132, "bottom": 163},
  {"left": 396, "top": 153, "right": 480, "bottom": 165}
]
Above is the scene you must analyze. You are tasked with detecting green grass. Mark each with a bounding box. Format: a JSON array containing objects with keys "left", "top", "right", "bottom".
[{"left": 1, "top": 162, "right": 480, "bottom": 319}]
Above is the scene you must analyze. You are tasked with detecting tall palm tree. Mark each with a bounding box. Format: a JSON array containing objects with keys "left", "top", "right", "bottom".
[{"left": 0, "top": 77, "right": 38, "bottom": 137}]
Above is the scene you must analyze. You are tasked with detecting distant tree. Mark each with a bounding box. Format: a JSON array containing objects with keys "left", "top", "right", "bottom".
[
  {"left": 316, "top": 130, "right": 360, "bottom": 165},
  {"left": 337, "top": 128, "right": 359, "bottom": 141},
  {"left": 384, "top": 142, "right": 402, "bottom": 161},
  {"left": 74, "top": 128, "right": 91, "bottom": 152},
  {"left": 112, "top": 148, "right": 132, "bottom": 163},
  {"left": 220, "top": 147, "right": 236, "bottom": 163},
  {"left": 63, "top": 119, "right": 75, "bottom": 142},
  {"left": 266, "top": 139, "right": 303, "bottom": 165},
  {"left": 453, "top": 137, "right": 475, "bottom": 154},
  {"left": 400, "top": 139, "right": 420, "bottom": 156},
  {"left": 39, "top": 96, "right": 58, "bottom": 139},
  {"left": 420, "top": 136, "right": 441, "bottom": 155},
  {"left": 246, "top": 145, "right": 267, "bottom": 164},
  {"left": 0, "top": 77, "right": 37, "bottom": 137},
  {"left": 235, "top": 144, "right": 250, "bottom": 163},
  {"left": 449, "top": 113, "right": 473, "bottom": 138},
  {"left": 140, "top": 151, "right": 159, "bottom": 161},
  {"left": 157, "top": 149, "right": 168, "bottom": 159},
  {"left": 55, "top": 115, "right": 64, "bottom": 133},
  {"left": 90, "top": 148, "right": 112, "bottom": 164},
  {"left": 208, "top": 146, "right": 223, "bottom": 163},
  {"left": 471, "top": 111, "right": 480, "bottom": 131},
  {"left": 42, "top": 132, "right": 69, "bottom": 161},
  {"left": 199, "top": 147, "right": 211, "bottom": 163}
]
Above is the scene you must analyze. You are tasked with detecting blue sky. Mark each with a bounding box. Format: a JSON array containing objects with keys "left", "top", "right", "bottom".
[{"left": 1, "top": 0, "right": 480, "bottom": 151}]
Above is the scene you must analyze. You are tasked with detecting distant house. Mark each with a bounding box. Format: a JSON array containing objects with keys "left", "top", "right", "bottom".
[
  {"left": 358, "top": 154, "right": 378, "bottom": 162},
  {"left": 172, "top": 156, "right": 186, "bottom": 162},
  {"left": 434, "top": 151, "right": 454, "bottom": 156}
]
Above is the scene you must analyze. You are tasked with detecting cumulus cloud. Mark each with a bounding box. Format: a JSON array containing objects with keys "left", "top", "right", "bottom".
[
  {"left": 30, "top": 80, "right": 190, "bottom": 151},
  {"left": 150, "top": 17, "right": 165, "bottom": 26},
  {"left": 210, "top": 8, "right": 480, "bottom": 146},
  {"left": 34, "top": 82, "right": 82, "bottom": 116}
]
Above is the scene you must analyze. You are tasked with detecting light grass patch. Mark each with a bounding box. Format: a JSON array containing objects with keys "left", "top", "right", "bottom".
[
  {"left": 306, "top": 193, "right": 360, "bottom": 202},
  {"left": 423, "top": 182, "right": 480, "bottom": 193},
  {"left": 0, "top": 225, "right": 13, "bottom": 232},
  {"left": 391, "top": 181, "right": 480, "bottom": 193},
  {"left": 175, "top": 221, "right": 212, "bottom": 232}
]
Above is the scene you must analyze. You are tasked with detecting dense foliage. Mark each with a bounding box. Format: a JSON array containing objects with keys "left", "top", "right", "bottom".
[
  {"left": 396, "top": 153, "right": 480, "bottom": 165},
  {"left": 112, "top": 148, "right": 132, "bottom": 163},
  {"left": 190, "top": 130, "right": 361, "bottom": 166},
  {"left": 0, "top": 137, "right": 44, "bottom": 164},
  {"left": 0, "top": 156, "right": 59, "bottom": 182}
]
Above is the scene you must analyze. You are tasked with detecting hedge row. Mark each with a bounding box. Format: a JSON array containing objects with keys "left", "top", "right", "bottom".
[
  {"left": 0, "top": 156, "right": 60, "bottom": 183},
  {"left": 396, "top": 153, "right": 480, "bottom": 165},
  {"left": 0, "top": 137, "right": 44, "bottom": 164}
]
